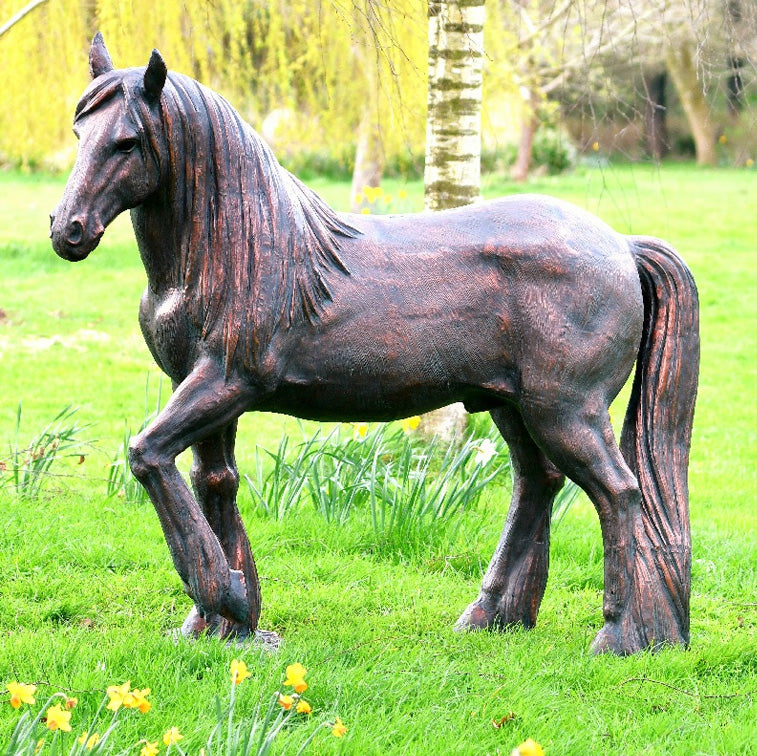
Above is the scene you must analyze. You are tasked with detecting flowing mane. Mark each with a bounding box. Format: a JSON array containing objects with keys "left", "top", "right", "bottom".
[{"left": 76, "top": 68, "right": 360, "bottom": 370}]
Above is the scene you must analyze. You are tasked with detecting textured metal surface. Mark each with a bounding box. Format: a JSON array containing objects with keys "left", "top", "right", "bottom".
[{"left": 51, "top": 35, "right": 699, "bottom": 653}]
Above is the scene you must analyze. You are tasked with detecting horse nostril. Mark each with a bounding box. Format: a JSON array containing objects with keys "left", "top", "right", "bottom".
[{"left": 66, "top": 219, "right": 84, "bottom": 246}]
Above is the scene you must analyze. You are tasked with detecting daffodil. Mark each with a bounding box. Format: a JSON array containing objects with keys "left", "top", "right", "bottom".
[
  {"left": 45, "top": 703, "right": 72, "bottom": 732},
  {"left": 296, "top": 699, "right": 312, "bottom": 714},
  {"left": 162, "top": 727, "right": 183, "bottom": 746},
  {"left": 512, "top": 738, "right": 545, "bottom": 756},
  {"left": 106, "top": 681, "right": 133, "bottom": 711},
  {"left": 400, "top": 415, "right": 421, "bottom": 433},
  {"left": 6, "top": 681, "right": 36, "bottom": 709},
  {"left": 129, "top": 688, "right": 152, "bottom": 713},
  {"left": 278, "top": 693, "right": 295, "bottom": 710},
  {"left": 230, "top": 659, "right": 250, "bottom": 685},
  {"left": 354, "top": 422, "right": 369, "bottom": 438},
  {"left": 283, "top": 663, "right": 308, "bottom": 693},
  {"left": 473, "top": 438, "right": 498, "bottom": 466},
  {"left": 77, "top": 732, "right": 100, "bottom": 750},
  {"left": 331, "top": 716, "right": 347, "bottom": 738},
  {"left": 64, "top": 697, "right": 78, "bottom": 710},
  {"left": 139, "top": 740, "right": 159, "bottom": 756}
]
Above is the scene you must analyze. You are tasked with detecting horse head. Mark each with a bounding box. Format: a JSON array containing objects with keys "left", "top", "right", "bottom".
[{"left": 51, "top": 33, "right": 168, "bottom": 261}]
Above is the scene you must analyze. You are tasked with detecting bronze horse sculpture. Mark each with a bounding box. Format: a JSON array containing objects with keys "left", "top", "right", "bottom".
[{"left": 51, "top": 35, "right": 699, "bottom": 655}]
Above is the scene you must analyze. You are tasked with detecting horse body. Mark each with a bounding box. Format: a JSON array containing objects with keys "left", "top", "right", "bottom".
[
  {"left": 258, "top": 198, "right": 642, "bottom": 423},
  {"left": 51, "top": 35, "right": 699, "bottom": 654}
]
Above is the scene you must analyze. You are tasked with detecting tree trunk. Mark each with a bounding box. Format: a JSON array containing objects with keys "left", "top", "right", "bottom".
[
  {"left": 644, "top": 69, "right": 669, "bottom": 161},
  {"left": 664, "top": 43, "right": 716, "bottom": 166},
  {"left": 726, "top": 56, "right": 745, "bottom": 117},
  {"left": 511, "top": 90, "right": 538, "bottom": 182},
  {"left": 351, "top": 105, "right": 384, "bottom": 211},
  {"left": 424, "top": 0, "right": 485, "bottom": 210},
  {"left": 350, "top": 5, "right": 385, "bottom": 211},
  {"left": 419, "top": 0, "right": 485, "bottom": 443}
]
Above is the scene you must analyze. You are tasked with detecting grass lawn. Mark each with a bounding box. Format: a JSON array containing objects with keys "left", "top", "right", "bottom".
[{"left": 1, "top": 162, "right": 755, "bottom": 755}]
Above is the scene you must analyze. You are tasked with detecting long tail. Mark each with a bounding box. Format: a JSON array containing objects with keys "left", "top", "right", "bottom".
[{"left": 622, "top": 236, "right": 699, "bottom": 647}]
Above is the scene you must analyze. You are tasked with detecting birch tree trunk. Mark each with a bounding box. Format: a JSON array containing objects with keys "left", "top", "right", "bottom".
[{"left": 418, "top": 0, "right": 485, "bottom": 443}]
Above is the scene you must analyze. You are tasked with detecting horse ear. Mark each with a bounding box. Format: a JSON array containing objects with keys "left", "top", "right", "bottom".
[
  {"left": 89, "top": 31, "right": 115, "bottom": 79},
  {"left": 144, "top": 49, "right": 167, "bottom": 102}
]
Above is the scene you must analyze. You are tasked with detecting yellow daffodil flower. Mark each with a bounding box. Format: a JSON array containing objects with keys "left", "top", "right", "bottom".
[
  {"left": 139, "top": 740, "right": 159, "bottom": 756},
  {"left": 129, "top": 688, "right": 152, "bottom": 713},
  {"left": 331, "top": 716, "right": 347, "bottom": 738},
  {"left": 296, "top": 699, "right": 312, "bottom": 714},
  {"left": 512, "top": 738, "right": 545, "bottom": 756},
  {"left": 278, "top": 693, "right": 294, "bottom": 710},
  {"left": 45, "top": 703, "right": 72, "bottom": 732},
  {"left": 230, "top": 659, "right": 250, "bottom": 685},
  {"left": 400, "top": 415, "right": 421, "bottom": 433},
  {"left": 64, "top": 697, "right": 78, "bottom": 710},
  {"left": 106, "top": 681, "right": 133, "bottom": 711},
  {"left": 6, "top": 682, "right": 36, "bottom": 709},
  {"left": 77, "top": 732, "right": 100, "bottom": 750},
  {"left": 354, "top": 422, "right": 369, "bottom": 438},
  {"left": 162, "top": 727, "right": 183, "bottom": 746},
  {"left": 283, "top": 663, "right": 308, "bottom": 693}
]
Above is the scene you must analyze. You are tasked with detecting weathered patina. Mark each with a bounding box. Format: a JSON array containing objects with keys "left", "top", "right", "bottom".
[{"left": 51, "top": 35, "right": 699, "bottom": 654}]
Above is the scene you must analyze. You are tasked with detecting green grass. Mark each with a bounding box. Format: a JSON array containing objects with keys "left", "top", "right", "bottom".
[{"left": 1, "top": 162, "right": 756, "bottom": 754}]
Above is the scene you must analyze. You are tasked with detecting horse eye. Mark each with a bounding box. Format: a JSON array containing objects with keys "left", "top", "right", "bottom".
[{"left": 116, "top": 138, "right": 138, "bottom": 154}]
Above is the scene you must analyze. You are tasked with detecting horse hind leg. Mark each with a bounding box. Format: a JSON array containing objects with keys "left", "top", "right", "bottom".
[
  {"left": 456, "top": 404, "right": 565, "bottom": 632},
  {"left": 522, "top": 398, "right": 651, "bottom": 655},
  {"left": 181, "top": 421, "right": 262, "bottom": 643}
]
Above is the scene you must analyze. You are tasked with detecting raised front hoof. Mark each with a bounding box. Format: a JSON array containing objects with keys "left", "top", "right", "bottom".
[{"left": 454, "top": 598, "right": 534, "bottom": 633}]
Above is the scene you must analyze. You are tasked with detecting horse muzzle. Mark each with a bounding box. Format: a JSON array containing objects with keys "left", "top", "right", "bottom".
[{"left": 50, "top": 211, "right": 104, "bottom": 261}]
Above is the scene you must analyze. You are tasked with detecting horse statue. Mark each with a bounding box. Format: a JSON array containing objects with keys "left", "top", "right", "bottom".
[{"left": 51, "top": 34, "right": 699, "bottom": 655}]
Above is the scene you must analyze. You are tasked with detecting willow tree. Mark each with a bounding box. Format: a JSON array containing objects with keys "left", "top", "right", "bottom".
[
  {"left": 0, "top": 0, "right": 428, "bottom": 171},
  {"left": 418, "top": 0, "right": 485, "bottom": 442}
]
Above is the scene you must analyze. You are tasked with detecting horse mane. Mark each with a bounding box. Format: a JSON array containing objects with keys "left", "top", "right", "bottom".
[{"left": 77, "top": 68, "right": 360, "bottom": 371}]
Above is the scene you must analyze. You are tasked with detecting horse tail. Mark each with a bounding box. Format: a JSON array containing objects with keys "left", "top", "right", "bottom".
[{"left": 623, "top": 235, "right": 699, "bottom": 647}]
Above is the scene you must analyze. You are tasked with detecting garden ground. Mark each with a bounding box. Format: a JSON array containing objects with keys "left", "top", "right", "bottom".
[{"left": 1, "top": 163, "right": 755, "bottom": 754}]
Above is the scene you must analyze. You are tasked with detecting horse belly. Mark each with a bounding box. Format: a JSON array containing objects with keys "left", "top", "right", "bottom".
[{"left": 267, "top": 302, "right": 519, "bottom": 421}]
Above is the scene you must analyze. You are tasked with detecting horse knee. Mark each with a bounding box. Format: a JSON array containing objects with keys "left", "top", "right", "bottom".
[
  {"left": 128, "top": 434, "right": 163, "bottom": 480},
  {"left": 191, "top": 464, "right": 239, "bottom": 499}
]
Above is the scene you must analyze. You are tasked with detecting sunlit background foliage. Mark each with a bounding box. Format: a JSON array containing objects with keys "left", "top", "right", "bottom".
[{"left": 3, "top": 0, "right": 756, "bottom": 175}]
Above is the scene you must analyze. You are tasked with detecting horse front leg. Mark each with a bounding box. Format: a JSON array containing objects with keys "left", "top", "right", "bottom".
[
  {"left": 179, "top": 420, "right": 262, "bottom": 642},
  {"left": 128, "top": 360, "right": 257, "bottom": 633}
]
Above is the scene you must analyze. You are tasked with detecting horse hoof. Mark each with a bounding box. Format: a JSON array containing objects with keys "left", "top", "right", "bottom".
[
  {"left": 454, "top": 600, "right": 497, "bottom": 632},
  {"left": 590, "top": 623, "right": 634, "bottom": 656},
  {"left": 180, "top": 606, "right": 210, "bottom": 638}
]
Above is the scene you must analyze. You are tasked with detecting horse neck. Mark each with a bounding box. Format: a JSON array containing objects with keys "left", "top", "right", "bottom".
[{"left": 130, "top": 192, "right": 185, "bottom": 293}]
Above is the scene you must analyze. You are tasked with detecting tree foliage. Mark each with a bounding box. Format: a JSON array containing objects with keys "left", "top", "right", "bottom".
[{"left": 0, "top": 0, "right": 430, "bottom": 169}]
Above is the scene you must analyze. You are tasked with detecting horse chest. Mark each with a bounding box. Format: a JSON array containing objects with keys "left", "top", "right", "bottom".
[{"left": 138, "top": 287, "right": 194, "bottom": 380}]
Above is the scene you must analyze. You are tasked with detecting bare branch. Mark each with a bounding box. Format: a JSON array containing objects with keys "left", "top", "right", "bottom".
[{"left": 0, "top": 0, "right": 48, "bottom": 38}]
